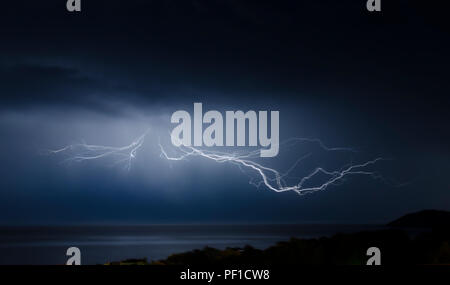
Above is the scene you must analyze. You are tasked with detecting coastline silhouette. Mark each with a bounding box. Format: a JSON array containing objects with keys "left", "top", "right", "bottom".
[{"left": 106, "top": 210, "right": 450, "bottom": 265}]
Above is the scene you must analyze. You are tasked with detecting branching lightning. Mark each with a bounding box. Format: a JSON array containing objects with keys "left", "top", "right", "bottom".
[
  {"left": 47, "top": 129, "right": 385, "bottom": 195},
  {"left": 46, "top": 131, "right": 148, "bottom": 171},
  {"left": 159, "top": 138, "right": 384, "bottom": 195}
]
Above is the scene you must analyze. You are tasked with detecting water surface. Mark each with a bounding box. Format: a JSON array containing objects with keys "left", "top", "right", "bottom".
[{"left": 0, "top": 224, "right": 384, "bottom": 265}]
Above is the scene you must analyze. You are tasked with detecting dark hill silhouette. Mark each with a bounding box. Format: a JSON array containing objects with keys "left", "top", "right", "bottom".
[
  {"left": 106, "top": 210, "right": 450, "bottom": 265},
  {"left": 388, "top": 210, "right": 450, "bottom": 228}
]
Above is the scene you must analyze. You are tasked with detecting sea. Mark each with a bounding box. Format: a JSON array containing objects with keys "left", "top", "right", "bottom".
[{"left": 0, "top": 224, "right": 385, "bottom": 265}]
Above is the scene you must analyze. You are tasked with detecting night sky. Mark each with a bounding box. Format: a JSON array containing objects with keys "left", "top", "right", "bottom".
[{"left": 0, "top": 0, "right": 448, "bottom": 225}]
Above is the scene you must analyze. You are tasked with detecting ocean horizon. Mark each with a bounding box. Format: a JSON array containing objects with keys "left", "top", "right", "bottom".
[{"left": 0, "top": 224, "right": 385, "bottom": 265}]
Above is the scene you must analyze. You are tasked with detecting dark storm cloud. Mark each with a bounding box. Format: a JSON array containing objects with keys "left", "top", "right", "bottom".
[
  {"left": 0, "top": 0, "right": 449, "bottom": 225},
  {"left": 1, "top": 63, "right": 99, "bottom": 107},
  {"left": 1, "top": 0, "right": 448, "bottom": 110}
]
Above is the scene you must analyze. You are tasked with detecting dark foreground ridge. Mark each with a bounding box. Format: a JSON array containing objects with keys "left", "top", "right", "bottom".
[
  {"left": 388, "top": 210, "right": 450, "bottom": 228},
  {"left": 107, "top": 210, "right": 450, "bottom": 265}
]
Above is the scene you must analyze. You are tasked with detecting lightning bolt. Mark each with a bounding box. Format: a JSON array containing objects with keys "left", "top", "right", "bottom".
[
  {"left": 46, "top": 130, "right": 148, "bottom": 171},
  {"left": 46, "top": 129, "right": 385, "bottom": 195},
  {"left": 159, "top": 138, "right": 384, "bottom": 195}
]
